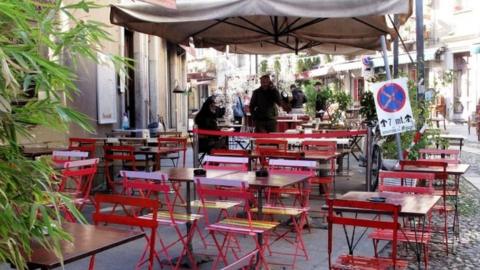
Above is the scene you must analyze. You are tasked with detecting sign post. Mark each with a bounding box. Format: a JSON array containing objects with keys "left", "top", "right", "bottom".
[{"left": 372, "top": 78, "right": 415, "bottom": 136}]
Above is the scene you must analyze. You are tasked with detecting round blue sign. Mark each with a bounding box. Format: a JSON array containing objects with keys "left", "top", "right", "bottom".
[{"left": 376, "top": 83, "right": 406, "bottom": 113}]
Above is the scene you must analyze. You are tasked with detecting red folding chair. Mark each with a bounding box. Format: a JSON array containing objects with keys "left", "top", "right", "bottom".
[
  {"left": 327, "top": 199, "right": 408, "bottom": 270},
  {"left": 259, "top": 159, "right": 314, "bottom": 268},
  {"left": 157, "top": 137, "right": 187, "bottom": 168},
  {"left": 195, "top": 177, "right": 279, "bottom": 269},
  {"left": 52, "top": 150, "right": 89, "bottom": 165},
  {"left": 369, "top": 171, "right": 435, "bottom": 269},
  {"left": 121, "top": 170, "right": 202, "bottom": 270},
  {"left": 258, "top": 148, "right": 302, "bottom": 168},
  {"left": 68, "top": 137, "right": 97, "bottom": 158},
  {"left": 58, "top": 158, "right": 99, "bottom": 211},
  {"left": 302, "top": 140, "right": 336, "bottom": 200},
  {"left": 253, "top": 138, "right": 288, "bottom": 167},
  {"left": 103, "top": 145, "right": 137, "bottom": 193},
  {"left": 399, "top": 160, "right": 453, "bottom": 255},
  {"left": 91, "top": 194, "right": 159, "bottom": 270}
]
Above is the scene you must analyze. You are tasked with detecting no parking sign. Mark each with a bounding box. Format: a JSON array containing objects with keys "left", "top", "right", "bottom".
[{"left": 371, "top": 78, "right": 415, "bottom": 136}]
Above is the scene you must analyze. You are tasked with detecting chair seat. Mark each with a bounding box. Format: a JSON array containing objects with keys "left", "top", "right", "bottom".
[
  {"left": 310, "top": 176, "right": 333, "bottom": 184},
  {"left": 207, "top": 218, "right": 279, "bottom": 234},
  {"left": 333, "top": 255, "right": 408, "bottom": 270},
  {"left": 369, "top": 229, "right": 431, "bottom": 244},
  {"left": 141, "top": 211, "right": 202, "bottom": 225},
  {"left": 251, "top": 205, "right": 308, "bottom": 216},
  {"left": 189, "top": 199, "right": 241, "bottom": 209}
]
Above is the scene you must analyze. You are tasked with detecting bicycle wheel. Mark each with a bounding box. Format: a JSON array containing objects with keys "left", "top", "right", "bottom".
[{"left": 370, "top": 144, "right": 382, "bottom": 191}]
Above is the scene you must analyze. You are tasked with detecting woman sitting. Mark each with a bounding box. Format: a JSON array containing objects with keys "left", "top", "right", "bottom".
[{"left": 194, "top": 96, "right": 227, "bottom": 154}]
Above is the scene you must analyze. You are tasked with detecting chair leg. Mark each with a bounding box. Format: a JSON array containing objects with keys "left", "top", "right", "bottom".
[{"left": 88, "top": 255, "right": 95, "bottom": 270}]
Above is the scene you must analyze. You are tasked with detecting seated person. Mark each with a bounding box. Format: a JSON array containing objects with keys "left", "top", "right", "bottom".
[{"left": 194, "top": 96, "right": 227, "bottom": 154}]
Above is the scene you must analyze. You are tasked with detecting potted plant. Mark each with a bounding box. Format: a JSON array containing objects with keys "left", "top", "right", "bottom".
[{"left": 0, "top": 1, "right": 126, "bottom": 268}]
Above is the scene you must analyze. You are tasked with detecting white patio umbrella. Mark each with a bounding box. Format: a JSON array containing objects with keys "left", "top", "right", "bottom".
[{"left": 110, "top": 0, "right": 411, "bottom": 55}]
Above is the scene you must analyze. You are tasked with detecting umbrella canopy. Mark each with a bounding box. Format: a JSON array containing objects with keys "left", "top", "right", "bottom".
[{"left": 111, "top": 0, "right": 411, "bottom": 55}]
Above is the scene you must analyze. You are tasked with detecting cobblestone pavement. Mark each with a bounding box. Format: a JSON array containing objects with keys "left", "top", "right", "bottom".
[{"left": 405, "top": 149, "right": 480, "bottom": 270}]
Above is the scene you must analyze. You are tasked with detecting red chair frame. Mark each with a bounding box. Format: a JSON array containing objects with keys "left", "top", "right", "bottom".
[
  {"left": 103, "top": 145, "right": 136, "bottom": 193},
  {"left": 91, "top": 194, "right": 159, "bottom": 270},
  {"left": 68, "top": 137, "right": 97, "bottom": 158},
  {"left": 157, "top": 137, "right": 187, "bottom": 168},
  {"left": 302, "top": 140, "right": 337, "bottom": 200}
]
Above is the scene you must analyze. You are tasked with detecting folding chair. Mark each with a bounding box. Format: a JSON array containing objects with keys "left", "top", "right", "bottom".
[
  {"left": 418, "top": 149, "right": 460, "bottom": 165},
  {"left": 369, "top": 171, "right": 435, "bottom": 269},
  {"left": 58, "top": 158, "right": 99, "bottom": 211},
  {"left": 121, "top": 171, "right": 202, "bottom": 270},
  {"left": 52, "top": 150, "right": 89, "bottom": 165},
  {"left": 399, "top": 160, "right": 453, "bottom": 255},
  {"left": 256, "top": 159, "right": 314, "bottom": 268},
  {"left": 195, "top": 177, "right": 279, "bottom": 269},
  {"left": 211, "top": 149, "right": 249, "bottom": 157},
  {"left": 258, "top": 148, "right": 302, "bottom": 169},
  {"left": 68, "top": 137, "right": 97, "bottom": 158},
  {"left": 91, "top": 194, "right": 159, "bottom": 270},
  {"left": 103, "top": 145, "right": 137, "bottom": 193},
  {"left": 157, "top": 137, "right": 187, "bottom": 168},
  {"left": 302, "top": 140, "right": 336, "bottom": 200},
  {"left": 327, "top": 199, "right": 408, "bottom": 270}
]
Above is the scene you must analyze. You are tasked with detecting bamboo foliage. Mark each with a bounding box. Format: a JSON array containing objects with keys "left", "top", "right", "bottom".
[{"left": 0, "top": 0, "right": 126, "bottom": 268}]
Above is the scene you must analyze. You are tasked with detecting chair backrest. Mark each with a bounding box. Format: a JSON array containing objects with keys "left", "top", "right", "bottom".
[
  {"left": 52, "top": 150, "right": 89, "bottom": 164},
  {"left": 211, "top": 149, "right": 249, "bottom": 157},
  {"left": 418, "top": 148, "right": 460, "bottom": 164},
  {"left": 302, "top": 140, "right": 337, "bottom": 153},
  {"left": 157, "top": 137, "right": 187, "bottom": 150},
  {"left": 327, "top": 199, "right": 401, "bottom": 269},
  {"left": 399, "top": 159, "right": 448, "bottom": 172},
  {"left": 104, "top": 145, "right": 136, "bottom": 161},
  {"left": 59, "top": 158, "right": 99, "bottom": 195},
  {"left": 68, "top": 137, "right": 97, "bottom": 158},
  {"left": 258, "top": 148, "right": 302, "bottom": 167},
  {"left": 267, "top": 159, "right": 316, "bottom": 176},
  {"left": 254, "top": 139, "right": 288, "bottom": 151},
  {"left": 379, "top": 170, "right": 435, "bottom": 195},
  {"left": 203, "top": 155, "right": 249, "bottom": 171},
  {"left": 119, "top": 137, "right": 146, "bottom": 147}
]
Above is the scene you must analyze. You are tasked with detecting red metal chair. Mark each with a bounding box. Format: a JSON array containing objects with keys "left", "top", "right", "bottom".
[
  {"left": 195, "top": 177, "right": 279, "bottom": 269},
  {"left": 327, "top": 199, "right": 408, "bottom": 270},
  {"left": 103, "top": 145, "right": 137, "bottom": 193},
  {"left": 91, "top": 194, "right": 159, "bottom": 270},
  {"left": 121, "top": 170, "right": 202, "bottom": 270},
  {"left": 68, "top": 137, "right": 97, "bottom": 158},
  {"left": 369, "top": 171, "right": 435, "bottom": 269},
  {"left": 51, "top": 150, "right": 89, "bottom": 165},
  {"left": 302, "top": 140, "right": 336, "bottom": 200},
  {"left": 399, "top": 160, "right": 453, "bottom": 255},
  {"left": 254, "top": 138, "right": 288, "bottom": 151},
  {"left": 260, "top": 159, "right": 314, "bottom": 268},
  {"left": 157, "top": 137, "right": 187, "bottom": 168},
  {"left": 58, "top": 158, "right": 99, "bottom": 211},
  {"left": 257, "top": 148, "right": 302, "bottom": 168}
]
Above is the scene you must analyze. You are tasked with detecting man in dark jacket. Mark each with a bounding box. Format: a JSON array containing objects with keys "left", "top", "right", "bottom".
[
  {"left": 250, "top": 75, "right": 287, "bottom": 133},
  {"left": 290, "top": 84, "right": 307, "bottom": 114}
]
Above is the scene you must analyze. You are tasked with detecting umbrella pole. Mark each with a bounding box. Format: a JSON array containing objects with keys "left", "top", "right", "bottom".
[{"left": 380, "top": 35, "right": 403, "bottom": 160}]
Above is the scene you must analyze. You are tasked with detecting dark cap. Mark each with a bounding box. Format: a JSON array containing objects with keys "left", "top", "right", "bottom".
[
  {"left": 260, "top": 74, "right": 271, "bottom": 79},
  {"left": 314, "top": 81, "right": 322, "bottom": 86}
]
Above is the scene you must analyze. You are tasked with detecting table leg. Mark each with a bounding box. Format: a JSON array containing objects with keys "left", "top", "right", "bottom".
[{"left": 256, "top": 187, "right": 264, "bottom": 266}]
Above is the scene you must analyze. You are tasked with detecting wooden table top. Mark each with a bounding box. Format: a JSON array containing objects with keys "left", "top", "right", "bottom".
[
  {"left": 27, "top": 222, "right": 144, "bottom": 269},
  {"left": 335, "top": 191, "right": 441, "bottom": 217},
  {"left": 394, "top": 162, "right": 470, "bottom": 175},
  {"left": 215, "top": 171, "right": 309, "bottom": 188}
]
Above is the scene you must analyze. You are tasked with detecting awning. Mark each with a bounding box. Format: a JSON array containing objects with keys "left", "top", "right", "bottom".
[{"left": 111, "top": 0, "right": 411, "bottom": 55}]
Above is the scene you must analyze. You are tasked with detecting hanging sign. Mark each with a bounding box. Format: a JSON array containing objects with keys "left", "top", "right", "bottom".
[{"left": 372, "top": 77, "right": 415, "bottom": 136}]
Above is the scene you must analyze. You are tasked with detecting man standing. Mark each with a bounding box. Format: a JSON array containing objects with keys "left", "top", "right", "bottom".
[
  {"left": 290, "top": 83, "right": 307, "bottom": 114},
  {"left": 250, "top": 74, "right": 287, "bottom": 133},
  {"left": 315, "top": 81, "right": 328, "bottom": 119}
]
